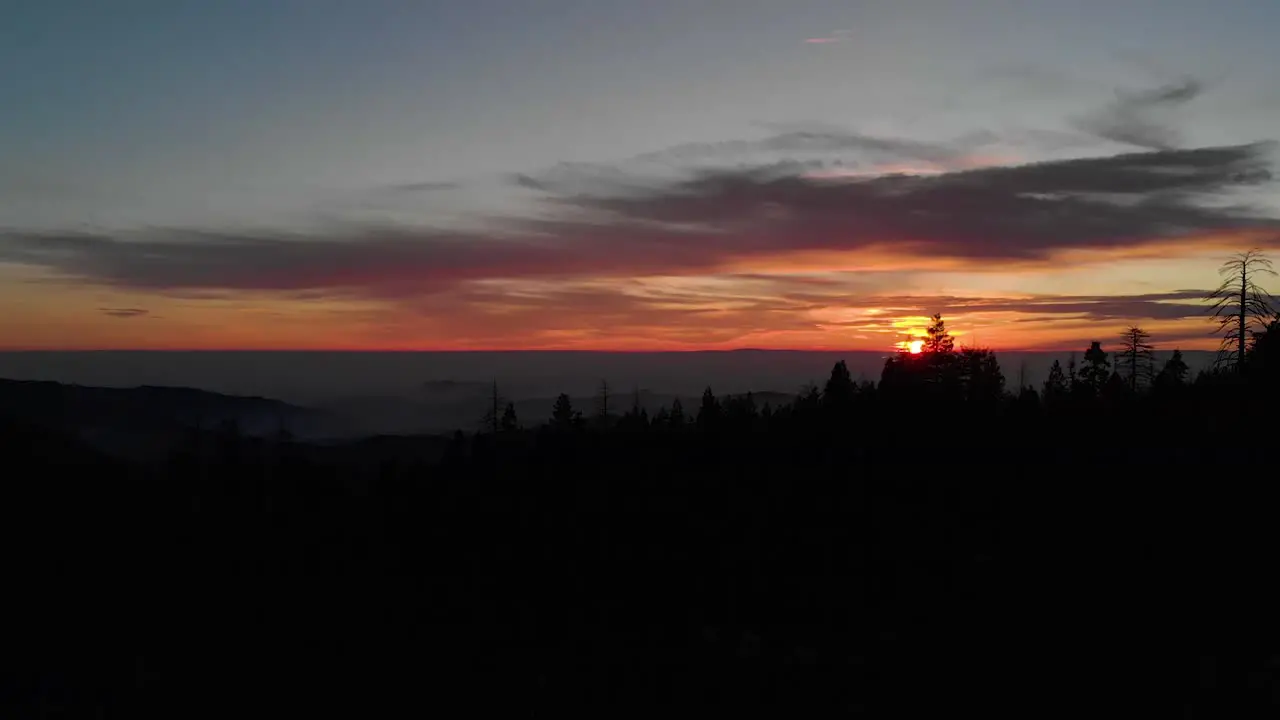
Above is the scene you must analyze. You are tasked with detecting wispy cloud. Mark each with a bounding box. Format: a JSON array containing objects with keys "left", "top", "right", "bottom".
[
  {"left": 1073, "top": 77, "right": 1205, "bottom": 150},
  {"left": 99, "top": 307, "right": 150, "bottom": 319},
  {"left": 379, "top": 181, "right": 460, "bottom": 194},
  {"left": 804, "top": 29, "right": 851, "bottom": 44},
  {"left": 317, "top": 278, "right": 1226, "bottom": 351}
]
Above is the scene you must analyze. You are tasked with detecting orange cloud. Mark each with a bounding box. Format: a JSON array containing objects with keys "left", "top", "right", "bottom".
[{"left": 1, "top": 132, "right": 1274, "bottom": 352}]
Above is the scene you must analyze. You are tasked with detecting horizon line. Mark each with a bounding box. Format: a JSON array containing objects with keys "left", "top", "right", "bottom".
[{"left": 0, "top": 345, "right": 1215, "bottom": 354}]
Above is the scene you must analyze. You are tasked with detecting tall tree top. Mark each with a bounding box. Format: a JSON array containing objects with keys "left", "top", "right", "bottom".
[{"left": 923, "top": 314, "right": 955, "bottom": 354}]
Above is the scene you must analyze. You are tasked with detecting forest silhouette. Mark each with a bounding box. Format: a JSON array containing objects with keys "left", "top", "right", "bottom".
[{"left": 5, "top": 251, "right": 1280, "bottom": 717}]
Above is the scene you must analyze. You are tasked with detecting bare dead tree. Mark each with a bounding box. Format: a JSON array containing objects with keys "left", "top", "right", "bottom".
[
  {"left": 1115, "top": 326, "right": 1155, "bottom": 391},
  {"left": 480, "top": 379, "right": 508, "bottom": 434},
  {"left": 595, "top": 379, "right": 610, "bottom": 419},
  {"left": 1206, "top": 250, "right": 1276, "bottom": 372}
]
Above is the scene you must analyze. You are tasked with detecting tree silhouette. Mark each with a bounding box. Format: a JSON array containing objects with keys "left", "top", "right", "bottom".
[
  {"left": 1206, "top": 250, "right": 1276, "bottom": 372},
  {"left": 621, "top": 386, "right": 649, "bottom": 430},
  {"left": 669, "top": 398, "right": 686, "bottom": 429},
  {"left": 551, "top": 393, "right": 580, "bottom": 429},
  {"left": 1079, "top": 342, "right": 1110, "bottom": 395},
  {"left": 1103, "top": 370, "right": 1130, "bottom": 401},
  {"left": 697, "top": 387, "right": 721, "bottom": 430},
  {"left": 481, "top": 380, "right": 509, "bottom": 434},
  {"left": 1247, "top": 318, "right": 1280, "bottom": 380},
  {"left": 823, "top": 360, "right": 856, "bottom": 410},
  {"left": 923, "top": 314, "right": 955, "bottom": 354},
  {"left": 723, "top": 391, "right": 759, "bottom": 428},
  {"left": 1115, "top": 326, "right": 1155, "bottom": 392},
  {"left": 958, "top": 347, "right": 1004, "bottom": 404},
  {"left": 20, "top": 290, "right": 1280, "bottom": 718},
  {"left": 500, "top": 402, "right": 519, "bottom": 432},
  {"left": 1155, "top": 349, "right": 1190, "bottom": 391},
  {"left": 1043, "top": 359, "right": 1069, "bottom": 402},
  {"left": 795, "top": 382, "right": 822, "bottom": 412},
  {"left": 595, "top": 380, "right": 611, "bottom": 420}
]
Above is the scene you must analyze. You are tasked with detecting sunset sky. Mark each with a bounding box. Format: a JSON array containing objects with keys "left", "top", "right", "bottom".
[{"left": 2, "top": 0, "right": 1279, "bottom": 351}]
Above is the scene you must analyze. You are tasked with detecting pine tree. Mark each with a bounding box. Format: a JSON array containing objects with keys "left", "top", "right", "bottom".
[
  {"left": 1247, "top": 318, "right": 1280, "bottom": 376},
  {"left": 551, "top": 393, "right": 580, "bottom": 429},
  {"left": 959, "top": 347, "right": 1004, "bottom": 404},
  {"left": 919, "top": 314, "right": 960, "bottom": 392},
  {"left": 1043, "top": 359, "right": 1069, "bottom": 400},
  {"left": 923, "top": 314, "right": 955, "bottom": 354},
  {"left": 1115, "top": 326, "right": 1155, "bottom": 392},
  {"left": 1079, "top": 342, "right": 1110, "bottom": 395},
  {"left": 1155, "top": 348, "right": 1190, "bottom": 391},
  {"left": 823, "top": 360, "right": 856, "bottom": 409},
  {"left": 1103, "top": 370, "right": 1130, "bottom": 400},
  {"left": 620, "top": 386, "right": 649, "bottom": 430},
  {"left": 500, "top": 402, "right": 519, "bottom": 432},
  {"left": 697, "top": 386, "right": 721, "bottom": 430},
  {"left": 669, "top": 398, "right": 686, "bottom": 428}
]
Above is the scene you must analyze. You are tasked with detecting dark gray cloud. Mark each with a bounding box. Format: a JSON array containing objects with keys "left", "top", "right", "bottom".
[
  {"left": 0, "top": 227, "right": 576, "bottom": 296},
  {"left": 100, "top": 307, "right": 149, "bottom": 318},
  {"left": 566, "top": 142, "right": 1276, "bottom": 260},
  {"left": 0, "top": 142, "right": 1274, "bottom": 298},
  {"left": 1073, "top": 77, "right": 1204, "bottom": 150}
]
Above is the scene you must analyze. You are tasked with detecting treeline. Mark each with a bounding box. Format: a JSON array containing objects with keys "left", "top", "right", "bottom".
[
  {"left": 7, "top": 256, "right": 1280, "bottom": 716},
  {"left": 479, "top": 312, "right": 1278, "bottom": 445}
]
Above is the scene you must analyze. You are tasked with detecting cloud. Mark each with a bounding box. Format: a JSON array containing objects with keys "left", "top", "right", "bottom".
[
  {"left": 804, "top": 29, "right": 852, "bottom": 44},
  {"left": 563, "top": 142, "right": 1277, "bottom": 260},
  {"left": 843, "top": 291, "right": 1214, "bottom": 323},
  {"left": 359, "top": 278, "right": 1225, "bottom": 350},
  {"left": 0, "top": 141, "right": 1274, "bottom": 301},
  {"left": 510, "top": 128, "right": 994, "bottom": 198},
  {"left": 380, "top": 181, "right": 460, "bottom": 194},
  {"left": 100, "top": 307, "right": 149, "bottom": 319},
  {"left": 1073, "top": 77, "right": 1204, "bottom": 150}
]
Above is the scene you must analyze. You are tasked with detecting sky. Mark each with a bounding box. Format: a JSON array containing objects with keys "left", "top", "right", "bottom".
[{"left": 2, "top": 0, "right": 1279, "bottom": 352}]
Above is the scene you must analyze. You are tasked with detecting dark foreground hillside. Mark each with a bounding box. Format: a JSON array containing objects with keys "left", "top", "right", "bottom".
[{"left": 4, "top": 358, "right": 1280, "bottom": 718}]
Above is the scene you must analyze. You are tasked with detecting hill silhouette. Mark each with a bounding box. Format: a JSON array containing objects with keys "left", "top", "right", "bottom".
[
  {"left": 0, "top": 379, "right": 347, "bottom": 456},
  {"left": 4, "top": 317, "right": 1280, "bottom": 717}
]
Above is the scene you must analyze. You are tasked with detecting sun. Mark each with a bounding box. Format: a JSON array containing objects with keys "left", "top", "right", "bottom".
[{"left": 908, "top": 340, "right": 924, "bottom": 355}]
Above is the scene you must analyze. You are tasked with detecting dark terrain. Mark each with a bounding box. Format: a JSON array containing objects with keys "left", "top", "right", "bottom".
[{"left": 4, "top": 336, "right": 1280, "bottom": 717}]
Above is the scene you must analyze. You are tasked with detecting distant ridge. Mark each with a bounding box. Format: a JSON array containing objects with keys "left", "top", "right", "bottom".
[
  {"left": 0, "top": 379, "right": 347, "bottom": 455},
  {"left": 0, "top": 350, "right": 1220, "bottom": 435}
]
